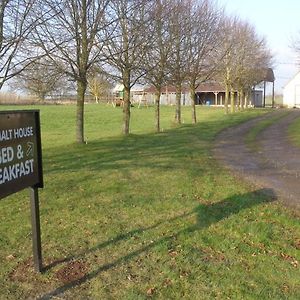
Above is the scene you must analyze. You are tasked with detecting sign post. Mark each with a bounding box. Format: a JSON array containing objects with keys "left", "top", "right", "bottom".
[
  {"left": 0, "top": 110, "right": 43, "bottom": 272},
  {"left": 30, "top": 187, "right": 43, "bottom": 272}
]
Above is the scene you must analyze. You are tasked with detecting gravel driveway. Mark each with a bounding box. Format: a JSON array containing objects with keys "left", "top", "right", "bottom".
[{"left": 214, "top": 110, "right": 300, "bottom": 210}]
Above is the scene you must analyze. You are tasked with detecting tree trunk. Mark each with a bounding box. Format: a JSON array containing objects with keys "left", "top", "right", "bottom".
[
  {"left": 175, "top": 83, "right": 181, "bottom": 124},
  {"left": 230, "top": 87, "right": 235, "bottom": 113},
  {"left": 225, "top": 83, "right": 229, "bottom": 114},
  {"left": 245, "top": 90, "right": 250, "bottom": 108},
  {"left": 237, "top": 90, "right": 241, "bottom": 111},
  {"left": 190, "top": 84, "right": 197, "bottom": 124},
  {"left": 245, "top": 92, "right": 248, "bottom": 108},
  {"left": 38, "top": 92, "right": 46, "bottom": 102},
  {"left": 76, "top": 80, "right": 87, "bottom": 143},
  {"left": 123, "top": 84, "right": 131, "bottom": 135},
  {"left": 155, "top": 88, "right": 161, "bottom": 132},
  {"left": 241, "top": 90, "right": 245, "bottom": 110}
]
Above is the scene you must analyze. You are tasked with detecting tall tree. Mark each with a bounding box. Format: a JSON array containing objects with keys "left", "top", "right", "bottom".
[
  {"left": 11, "top": 57, "right": 64, "bottom": 100},
  {"left": 88, "top": 70, "right": 112, "bottom": 103},
  {"left": 143, "top": 0, "right": 172, "bottom": 132},
  {"left": 0, "top": 0, "right": 39, "bottom": 89},
  {"left": 227, "top": 20, "right": 272, "bottom": 110},
  {"left": 185, "top": 0, "right": 222, "bottom": 123},
  {"left": 217, "top": 17, "right": 246, "bottom": 114},
  {"left": 103, "top": 0, "right": 153, "bottom": 135},
  {"left": 33, "top": 0, "right": 109, "bottom": 143},
  {"left": 235, "top": 25, "right": 271, "bottom": 109},
  {"left": 168, "top": 0, "right": 189, "bottom": 124}
]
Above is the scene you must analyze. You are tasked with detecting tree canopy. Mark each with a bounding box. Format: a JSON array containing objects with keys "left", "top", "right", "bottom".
[{"left": 0, "top": 0, "right": 273, "bottom": 141}]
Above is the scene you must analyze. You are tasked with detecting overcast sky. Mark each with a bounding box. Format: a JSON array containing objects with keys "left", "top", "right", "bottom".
[{"left": 218, "top": 0, "right": 300, "bottom": 93}]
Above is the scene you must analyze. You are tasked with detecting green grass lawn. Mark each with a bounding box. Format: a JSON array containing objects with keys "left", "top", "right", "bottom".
[
  {"left": 0, "top": 104, "right": 299, "bottom": 299},
  {"left": 289, "top": 116, "right": 300, "bottom": 148}
]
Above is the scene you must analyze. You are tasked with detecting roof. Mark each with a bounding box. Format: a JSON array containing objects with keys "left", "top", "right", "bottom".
[
  {"left": 112, "top": 84, "right": 124, "bottom": 92},
  {"left": 196, "top": 82, "right": 225, "bottom": 92},
  {"left": 283, "top": 70, "right": 300, "bottom": 88},
  {"left": 263, "top": 68, "right": 275, "bottom": 82},
  {"left": 113, "top": 83, "right": 146, "bottom": 92},
  {"left": 144, "top": 83, "right": 226, "bottom": 94}
]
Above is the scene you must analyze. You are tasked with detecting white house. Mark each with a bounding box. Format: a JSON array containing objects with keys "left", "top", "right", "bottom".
[{"left": 283, "top": 71, "right": 300, "bottom": 108}]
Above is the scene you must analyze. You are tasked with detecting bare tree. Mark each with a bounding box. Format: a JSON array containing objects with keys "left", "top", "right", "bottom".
[
  {"left": 291, "top": 32, "right": 300, "bottom": 60},
  {"left": 88, "top": 70, "right": 112, "bottom": 103},
  {"left": 218, "top": 17, "right": 250, "bottom": 113},
  {"left": 185, "top": 0, "right": 222, "bottom": 123},
  {"left": 143, "top": 0, "right": 173, "bottom": 132},
  {"left": 216, "top": 16, "right": 240, "bottom": 114},
  {"left": 102, "top": 0, "right": 153, "bottom": 135},
  {"left": 168, "top": 0, "right": 190, "bottom": 124},
  {"left": 227, "top": 20, "right": 273, "bottom": 111},
  {"left": 32, "top": 0, "right": 109, "bottom": 143},
  {"left": 235, "top": 25, "right": 272, "bottom": 109},
  {"left": 0, "top": 0, "right": 39, "bottom": 89},
  {"left": 11, "top": 57, "right": 64, "bottom": 101}
]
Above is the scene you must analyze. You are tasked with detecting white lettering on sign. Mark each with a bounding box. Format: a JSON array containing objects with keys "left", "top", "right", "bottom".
[
  {"left": 0, "top": 129, "right": 13, "bottom": 141},
  {"left": 0, "top": 126, "right": 35, "bottom": 179},
  {"left": 0, "top": 147, "right": 14, "bottom": 164},
  {"left": 0, "top": 159, "right": 34, "bottom": 184},
  {"left": 0, "top": 111, "right": 43, "bottom": 199},
  {"left": 0, "top": 127, "right": 33, "bottom": 141},
  {"left": 13, "top": 127, "right": 33, "bottom": 139}
]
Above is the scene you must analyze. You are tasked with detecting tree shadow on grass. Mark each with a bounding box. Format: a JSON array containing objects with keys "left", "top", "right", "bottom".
[
  {"left": 43, "top": 123, "right": 214, "bottom": 177},
  {"left": 42, "top": 211, "right": 193, "bottom": 272},
  {"left": 42, "top": 124, "right": 214, "bottom": 201},
  {"left": 38, "top": 188, "right": 276, "bottom": 299}
]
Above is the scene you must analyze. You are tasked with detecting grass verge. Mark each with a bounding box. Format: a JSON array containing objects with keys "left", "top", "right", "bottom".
[
  {"left": 0, "top": 105, "right": 299, "bottom": 299},
  {"left": 288, "top": 115, "right": 300, "bottom": 148},
  {"left": 245, "top": 110, "right": 289, "bottom": 151}
]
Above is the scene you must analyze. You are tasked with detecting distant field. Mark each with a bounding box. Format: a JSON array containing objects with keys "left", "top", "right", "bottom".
[{"left": 0, "top": 104, "right": 299, "bottom": 299}]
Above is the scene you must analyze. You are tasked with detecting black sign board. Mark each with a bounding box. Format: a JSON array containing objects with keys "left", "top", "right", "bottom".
[
  {"left": 0, "top": 110, "right": 43, "bottom": 199},
  {"left": 0, "top": 110, "right": 44, "bottom": 272}
]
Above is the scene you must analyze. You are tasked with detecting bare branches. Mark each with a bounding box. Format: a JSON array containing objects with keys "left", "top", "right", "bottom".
[
  {"left": 88, "top": 73, "right": 111, "bottom": 103},
  {"left": 102, "top": 0, "right": 154, "bottom": 134},
  {"left": 217, "top": 16, "right": 273, "bottom": 113},
  {"left": 32, "top": 0, "right": 109, "bottom": 143},
  {"left": 142, "top": 0, "right": 173, "bottom": 132},
  {"left": 33, "top": 0, "right": 109, "bottom": 82},
  {"left": 0, "top": 0, "right": 41, "bottom": 89},
  {"left": 185, "top": 0, "right": 223, "bottom": 123},
  {"left": 10, "top": 57, "right": 65, "bottom": 100},
  {"left": 0, "top": 0, "right": 273, "bottom": 139},
  {"left": 102, "top": 0, "right": 153, "bottom": 85}
]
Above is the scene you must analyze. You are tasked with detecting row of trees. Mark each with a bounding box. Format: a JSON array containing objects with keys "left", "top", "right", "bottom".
[{"left": 0, "top": 0, "right": 272, "bottom": 143}]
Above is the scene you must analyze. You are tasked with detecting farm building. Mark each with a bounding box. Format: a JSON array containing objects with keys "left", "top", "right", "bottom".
[
  {"left": 143, "top": 83, "right": 263, "bottom": 107},
  {"left": 112, "top": 84, "right": 146, "bottom": 103},
  {"left": 283, "top": 71, "right": 300, "bottom": 108},
  {"left": 112, "top": 83, "right": 264, "bottom": 107},
  {"left": 260, "top": 68, "right": 275, "bottom": 107}
]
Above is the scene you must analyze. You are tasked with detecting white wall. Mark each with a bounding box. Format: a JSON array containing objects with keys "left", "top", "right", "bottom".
[
  {"left": 132, "top": 92, "right": 192, "bottom": 106},
  {"left": 283, "top": 72, "right": 300, "bottom": 108},
  {"left": 159, "top": 93, "right": 192, "bottom": 106}
]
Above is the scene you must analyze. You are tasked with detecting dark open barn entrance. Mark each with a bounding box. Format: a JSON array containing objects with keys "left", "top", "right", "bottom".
[
  {"left": 195, "top": 83, "right": 227, "bottom": 105},
  {"left": 195, "top": 91, "right": 226, "bottom": 105}
]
